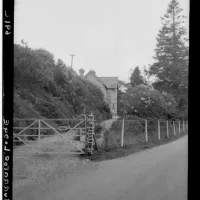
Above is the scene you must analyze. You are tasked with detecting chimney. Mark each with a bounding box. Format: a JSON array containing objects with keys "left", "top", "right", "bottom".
[
  {"left": 79, "top": 68, "right": 85, "bottom": 78},
  {"left": 90, "top": 70, "right": 96, "bottom": 76}
]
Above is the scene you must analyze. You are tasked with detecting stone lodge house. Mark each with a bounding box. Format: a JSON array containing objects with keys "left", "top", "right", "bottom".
[{"left": 79, "top": 69, "right": 118, "bottom": 116}]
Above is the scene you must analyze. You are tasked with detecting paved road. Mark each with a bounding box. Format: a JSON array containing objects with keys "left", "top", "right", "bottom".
[{"left": 13, "top": 136, "right": 187, "bottom": 200}]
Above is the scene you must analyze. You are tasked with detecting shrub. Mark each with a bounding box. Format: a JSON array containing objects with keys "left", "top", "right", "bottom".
[
  {"left": 94, "top": 124, "right": 104, "bottom": 139},
  {"left": 118, "top": 84, "right": 178, "bottom": 119}
]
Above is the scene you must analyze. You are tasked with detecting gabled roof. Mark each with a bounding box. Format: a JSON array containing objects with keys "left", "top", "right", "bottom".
[
  {"left": 98, "top": 77, "right": 118, "bottom": 89},
  {"left": 84, "top": 70, "right": 118, "bottom": 89},
  {"left": 84, "top": 70, "right": 107, "bottom": 88}
]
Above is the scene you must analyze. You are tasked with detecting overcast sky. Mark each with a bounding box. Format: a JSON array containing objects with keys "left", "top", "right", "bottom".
[{"left": 14, "top": 0, "right": 189, "bottom": 82}]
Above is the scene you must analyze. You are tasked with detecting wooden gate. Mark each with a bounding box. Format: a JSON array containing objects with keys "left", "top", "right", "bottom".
[{"left": 13, "top": 116, "right": 87, "bottom": 155}]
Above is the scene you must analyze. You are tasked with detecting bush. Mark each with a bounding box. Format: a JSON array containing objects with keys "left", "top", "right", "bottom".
[
  {"left": 94, "top": 124, "right": 103, "bottom": 136},
  {"left": 118, "top": 84, "right": 178, "bottom": 119}
]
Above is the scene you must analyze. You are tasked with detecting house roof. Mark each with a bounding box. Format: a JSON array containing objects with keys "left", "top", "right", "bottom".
[
  {"left": 84, "top": 70, "right": 107, "bottom": 87},
  {"left": 98, "top": 77, "right": 118, "bottom": 89},
  {"left": 84, "top": 70, "right": 118, "bottom": 89}
]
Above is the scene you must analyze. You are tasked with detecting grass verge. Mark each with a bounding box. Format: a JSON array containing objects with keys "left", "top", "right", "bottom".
[{"left": 80, "top": 131, "right": 187, "bottom": 162}]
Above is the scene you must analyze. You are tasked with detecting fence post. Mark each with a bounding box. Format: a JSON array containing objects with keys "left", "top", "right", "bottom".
[
  {"left": 183, "top": 121, "right": 185, "bottom": 132},
  {"left": 145, "top": 120, "right": 148, "bottom": 143},
  {"left": 179, "top": 121, "right": 181, "bottom": 134},
  {"left": 158, "top": 120, "right": 161, "bottom": 140},
  {"left": 38, "top": 119, "right": 41, "bottom": 154},
  {"left": 186, "top": 121, "right": 188, "bottom": 131},
  {"left": 173, "top": 121, "right": 176, "bottom": 136},
  {"left": 121, "top": 118, "right": 124, "bottom": 148},
  {"left": 166, "top": 120, "right": 169, "bottom": 138}
]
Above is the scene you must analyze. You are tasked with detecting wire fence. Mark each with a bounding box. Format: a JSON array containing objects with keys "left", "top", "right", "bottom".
[
  {"left": 13, "top": 117, "right": 188, "bottom": 155},
  {"left": 103, "top": 119, "right": 188, "bottom": 150}
]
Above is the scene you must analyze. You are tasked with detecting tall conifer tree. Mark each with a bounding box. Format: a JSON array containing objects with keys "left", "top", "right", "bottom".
[
  {"left": 148, "top": 0, "right": 188, "bottom": 113},
  {"left": 130, "top": 66, "right": 145, "bottom": 87}
]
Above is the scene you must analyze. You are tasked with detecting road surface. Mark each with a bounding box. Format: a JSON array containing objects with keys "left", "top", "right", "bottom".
[{"left": 13, "top": 136, "right": 187, "bottom": 200}]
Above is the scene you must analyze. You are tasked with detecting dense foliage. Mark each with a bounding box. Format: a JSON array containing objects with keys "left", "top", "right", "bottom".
[
  {"left": 14, "top": 43, "right": 112, "bottom": 121},
  {"left": 118, "top": 84, "right": 177, "bottom": 119}
]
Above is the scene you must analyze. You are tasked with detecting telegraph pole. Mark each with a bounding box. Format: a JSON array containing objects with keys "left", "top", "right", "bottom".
[{"left": 70, "top": 54, "right": 75, "bottom": 68}]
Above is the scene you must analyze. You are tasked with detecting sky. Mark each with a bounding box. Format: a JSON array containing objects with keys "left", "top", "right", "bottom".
[{"left": 14, "top": 0, "right": 189, "bottom": 82}]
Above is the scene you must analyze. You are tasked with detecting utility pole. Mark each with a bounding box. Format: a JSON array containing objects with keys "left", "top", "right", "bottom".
[{"left": 70, "top": 54, "right": 75, "bottom": 68}]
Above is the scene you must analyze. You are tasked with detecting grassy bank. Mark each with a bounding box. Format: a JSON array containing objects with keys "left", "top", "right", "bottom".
[
  {"left": 81, "top": 118, "right": 187, "bottom": 161},
  {"left": 14, "top": 44, "right": 111, "bottom": 122}
]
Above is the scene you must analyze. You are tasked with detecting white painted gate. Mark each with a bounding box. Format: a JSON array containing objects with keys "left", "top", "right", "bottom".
[{"left": 13, "top": 116, "right": 87, "bottom": 155}]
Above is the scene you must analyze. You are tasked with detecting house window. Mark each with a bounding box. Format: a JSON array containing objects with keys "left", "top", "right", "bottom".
[
  {"left": 112, "top": 104, "right": 116, "bottom": 115},
  {"left": 112, "top": 90, "right": 115, "bottom": 96}
]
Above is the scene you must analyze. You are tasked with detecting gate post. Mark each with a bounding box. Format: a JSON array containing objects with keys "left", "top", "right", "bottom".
[
  {"left": 86, "top": 113, "right": 95, "bottom": 155},
  {"left": 84, "top": 114, "right": 87, "bottom": 131},
  {"left": 38, "top": 119, "right": 41, "bottom": 154}
]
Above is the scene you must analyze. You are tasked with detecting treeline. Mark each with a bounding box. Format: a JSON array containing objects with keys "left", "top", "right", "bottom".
[
  {"left": 14, "top": 43, "right": 111, "bottom": 121},
  {"left": 118, "top": 0, "right": 188, "bottom": 120}
]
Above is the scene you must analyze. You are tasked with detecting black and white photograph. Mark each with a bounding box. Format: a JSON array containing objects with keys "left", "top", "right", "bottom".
[{"left": 4, "top": 0, "right": 189, "bottom": 199}]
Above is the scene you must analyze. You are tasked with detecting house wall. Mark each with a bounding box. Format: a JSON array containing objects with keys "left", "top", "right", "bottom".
[
  {"left": 85, "top": 73, "right": 118, "bottom": 116},
  {"left": 107, "top": 88, "right": 117, "bottom": 115},
  {"left": 85, "top": 74, "right": 107, "bottom": 100}
]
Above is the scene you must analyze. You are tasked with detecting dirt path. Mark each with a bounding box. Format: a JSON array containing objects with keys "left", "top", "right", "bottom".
[
  {"left": 13, "top": 136, "right": 187, "bottom": 200},
  {"left": 101, "top": 117, "right": 118, "bottom": 130}
]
